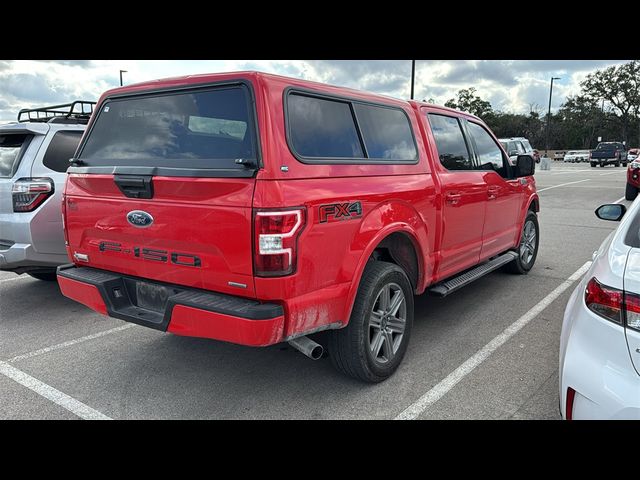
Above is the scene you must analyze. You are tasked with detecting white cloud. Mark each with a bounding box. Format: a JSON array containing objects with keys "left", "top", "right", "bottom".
[{"left": 0, "top": 60, "right": 630, "bottom": 123}]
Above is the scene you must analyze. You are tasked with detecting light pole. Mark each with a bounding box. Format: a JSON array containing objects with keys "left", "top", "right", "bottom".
[
  {"left": 410, "top": 60, "right": 416, "bottom": 100},
  {"left": 545, "top": 76, "right": 561, "bottom": 155},
  {"left": 119, "top": 70, "right": 128, "bottom": 86}
]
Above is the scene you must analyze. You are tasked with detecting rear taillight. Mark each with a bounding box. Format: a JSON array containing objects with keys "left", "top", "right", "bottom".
[
  {"left": 565, "top": 387, "right": 576, "bottom": 420},
  {"left": 623, "top": 290, "right": 640, "bottom": 331},
  {"left": 254, "top": 208, "right": 306, "bottom": 277},
  {"left": 585, "top": 277, "right": 623, "bottom": 324},
  {"left": 12, "top": 178, "right": 54, "bottom": 212},
  {"left": 61, "top": 193, "right": 69, "bottom": 246}
]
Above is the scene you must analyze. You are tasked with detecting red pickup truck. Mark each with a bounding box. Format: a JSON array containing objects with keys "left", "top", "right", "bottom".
[{"left": 57, "top": 71, "right": 539, "bottom": 382}]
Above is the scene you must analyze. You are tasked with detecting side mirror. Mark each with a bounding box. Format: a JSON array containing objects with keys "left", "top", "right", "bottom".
[
  {"left": 509, "top": 150, "right": 519, "bottom": 157},
  {"left": 595, "top": 204, "right": 626, "bottom": 222},
  {"left": 515, "top": 154, "right": 534, "bottom": 177}
]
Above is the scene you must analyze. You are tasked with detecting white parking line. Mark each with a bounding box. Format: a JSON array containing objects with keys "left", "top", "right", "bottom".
[
  {"left": 395, "top": 261, "right": 592, "bottom": 420},
  {"left": 0, "top": 360, "right": 112, "bottom": 420},
  {"left": 600, "top": 171, "right": 624, "bottom": 176},
  {"left": 537, "top": 179, "right": 590, "bottom": 192},
  {"left": 7, "top": 324, "right": 136, "bottom": 363},
  {"left": 613, "top": 196, "right": 626, "bottom": 204}
]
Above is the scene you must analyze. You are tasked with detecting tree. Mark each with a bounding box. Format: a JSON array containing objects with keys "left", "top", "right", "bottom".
[
  {"left": 581, "top": 60, "right": 640, "bottom": 144},
  {"left": 444, "top": 87, "right": 493, "bottom": 118}
]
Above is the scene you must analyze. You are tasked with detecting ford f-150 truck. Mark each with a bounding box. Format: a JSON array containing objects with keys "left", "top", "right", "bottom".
[
  {"left": 57, "top": 71, "right": 539, "bottom": 382},
  {"left": 590, "top": 142, "right": 628, "bottom": 168}
]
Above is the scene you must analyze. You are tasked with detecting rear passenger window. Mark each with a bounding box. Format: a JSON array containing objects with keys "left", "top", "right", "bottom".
[
  {"left": 43, "top": 131, "right": 83, "bottom": 172},
  {"left": 353, "top": 104, "right": 417, "bottom": 160},
  {"left": 428, "top": 114, "right": 472, "bottom": 170},
  {"left": 467, "top": 122, "right": 507, "bottom": 176},
  {"left": 288, "top": 94, "right": 364, "bottom": 158}
]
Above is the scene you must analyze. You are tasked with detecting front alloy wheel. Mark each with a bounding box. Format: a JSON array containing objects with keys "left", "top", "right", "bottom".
[{"left": 506, "top": 211, "right": 539, "bottom": 274}]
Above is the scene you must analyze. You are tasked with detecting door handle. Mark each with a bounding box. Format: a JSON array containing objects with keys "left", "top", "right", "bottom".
[{"left": 445, "top": 192, "right": 461, "bottom": 205}]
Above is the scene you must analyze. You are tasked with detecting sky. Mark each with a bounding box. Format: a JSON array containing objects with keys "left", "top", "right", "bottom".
[{"left": 0, "top": 60, "right": 629, "bottom": 123}]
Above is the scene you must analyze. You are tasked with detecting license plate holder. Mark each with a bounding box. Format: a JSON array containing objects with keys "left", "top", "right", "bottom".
[{"left": 136, "top": 281, "right": 170, "bottom": 313}]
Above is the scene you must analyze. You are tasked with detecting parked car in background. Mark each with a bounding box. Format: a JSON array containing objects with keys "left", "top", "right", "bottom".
[
  {"left": 560, "top": 202, "right": 640, "bottom": 419},
  {"left": 628, "top": 148, "right": 639, "bottom": 162},
  {"left": 56, "top": 71, "right": 539, "bottom": 382},
  {"left": 626, "top": 157, "right": 640, "bottom": 200},
  {"left": 563, "top": 150, "right": 591, "bottom": 163},
  {"left": 553, "top": 151, "right": 566, "bottom": 161},
  {"left": 0, "top": 101, "right": 95, "bottom": 280},
  {"left": 499, "top": 137, "right": 540, "bottom": 165},
  {"left": 589, "top": 142, "right": 628, "bottom": 168}
]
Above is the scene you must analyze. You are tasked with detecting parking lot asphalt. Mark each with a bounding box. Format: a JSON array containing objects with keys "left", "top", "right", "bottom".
[{"left": 0, "top": 162, "right": 630, "bottom": 419}]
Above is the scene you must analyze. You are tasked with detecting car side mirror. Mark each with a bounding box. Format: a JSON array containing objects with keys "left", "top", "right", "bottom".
[
  {"left": 509, "top": 150, "right": 518, "bottom": 157},
  {"left": 595, "top": 204, "right": 626, "bottom": 221},
  {"left": 515, "top": 154, "right": 534, "bottom": 177}
]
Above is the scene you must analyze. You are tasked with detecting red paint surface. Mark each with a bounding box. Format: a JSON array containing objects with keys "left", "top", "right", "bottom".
[
  {"left": 168, "top": 304, "right": 284, "bottom": 346},
  {"left": 57, "top": 275, "right": 108, "bottom": 315}
]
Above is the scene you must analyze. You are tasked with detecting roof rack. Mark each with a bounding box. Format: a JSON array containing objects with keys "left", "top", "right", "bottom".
[{"left": 17, "top": 101, "right": 96, "bottom": 124}]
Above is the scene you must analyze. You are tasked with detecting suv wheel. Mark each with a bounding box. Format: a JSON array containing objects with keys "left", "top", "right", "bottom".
[
  {"left": 328, "top": 261, "right": 414, "bottom": 383},
  {"left": 615, "top": 162, "right": 620, "bottom": 167},
  {"left": 590, "top": 162, "right": 596, "bottom": 168},
  {"left": 506, "top": 211, "right": 539, "bottom": 274},
  {"left": 600, "top": 162, "right": 605, "bottom": 167},
  {"left": 626, "top": 183, "right": 638, "bottom": 201},
  {"left": 27, "top": 271, "right": 57, "bottom": 282}
]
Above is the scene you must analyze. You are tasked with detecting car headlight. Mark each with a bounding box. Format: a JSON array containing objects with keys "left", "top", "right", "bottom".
[{"left": 630, "top": 161, "right": 640, "bottom": 169}]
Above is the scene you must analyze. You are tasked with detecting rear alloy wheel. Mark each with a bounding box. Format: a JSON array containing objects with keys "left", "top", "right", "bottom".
[
  {"left": 506, "top": 211, "right": 539, "bottom": 274},
  {"left": 626, "top": 183, "right": 638, "bottom": 201},
  {"left": 328, "top": 261, "right": 413, "bottom": 382}
]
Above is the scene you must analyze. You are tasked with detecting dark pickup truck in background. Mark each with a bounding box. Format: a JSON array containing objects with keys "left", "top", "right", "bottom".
[{"left": 590, "top": 142, "right": 628, "bottom": 168}]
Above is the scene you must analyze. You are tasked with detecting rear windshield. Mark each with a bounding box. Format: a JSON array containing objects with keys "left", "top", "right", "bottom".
[
  {"left": 78, "top": 85, "right": 257, "bottom": 171},
  {"left": 0, "top": 133, "right": 32, "bottom": 178},
  {"left": 596, "top": 143, "right": 619, "bottom": 150}
]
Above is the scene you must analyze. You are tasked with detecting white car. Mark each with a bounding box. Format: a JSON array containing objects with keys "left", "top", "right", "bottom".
[
  {"left": 563, "top": 150, "right": 590, "bottom": 163},
  {"left": 559, "top": 202, "right": 640, "bottom": 419}
]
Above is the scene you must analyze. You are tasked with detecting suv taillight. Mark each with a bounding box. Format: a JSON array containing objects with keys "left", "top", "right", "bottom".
[
  {"left": 254, "top": 208, "right": 306, "bottom": 277},
  {"left": 12, "top": 178, "right": 54, "bottom": 212}
]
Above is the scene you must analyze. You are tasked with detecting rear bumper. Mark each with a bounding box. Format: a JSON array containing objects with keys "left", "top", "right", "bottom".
[
  {"left": 57, "top": 264, "right": 285, "bottom": 346},
  {"left": 559, "top": 281, "right": 640, "bottom": 419},
  {"left": 0, "top": 242, "right": 68, "bottom": 272}
]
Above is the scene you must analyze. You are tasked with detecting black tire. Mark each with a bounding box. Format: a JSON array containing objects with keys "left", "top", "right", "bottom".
[
  {"left": 623, "top": 163, "right": 628, "bottom": 167},
  {"left": 506, "top": 211, "right": 539, "bottom": 274},
  {"left": 590, "top": 162, "right": 596, "bottom": 168},
  {"left": 27, "top": 271, "right": 57, "bottom": 281},
  {"left": 626, "top": 183, "right": 638, "bottom": 201},
  {"left": 615, "top": 162, "right": 620, "bottom": 167},
  {"left": 600, "top": 162, "right": 605, "bottom": 167},
  {"left": 328, "top": 261, "right": 414, "bottom": 383}
]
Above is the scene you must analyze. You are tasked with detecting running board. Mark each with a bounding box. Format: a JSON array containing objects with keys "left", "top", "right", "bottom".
[{"left": 428, "top": 251, "right": 518, "bottom": 297}]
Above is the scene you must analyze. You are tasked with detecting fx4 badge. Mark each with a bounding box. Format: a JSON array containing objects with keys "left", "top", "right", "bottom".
[{"left": 319, "top": 201, "right": 362, "bottom": 223}]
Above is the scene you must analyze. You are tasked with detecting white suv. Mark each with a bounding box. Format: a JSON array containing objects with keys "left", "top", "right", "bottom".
[
  {"left": 0, "top": 101, "right": 94, "bottom": 280},
  {"left": 499, "top": 137, "right": 540, "bottom": 165}
]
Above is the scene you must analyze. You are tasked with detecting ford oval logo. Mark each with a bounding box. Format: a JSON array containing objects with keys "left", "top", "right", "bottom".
[{"left": 127, "top": 210, "right": 153, "bottom": 228}]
